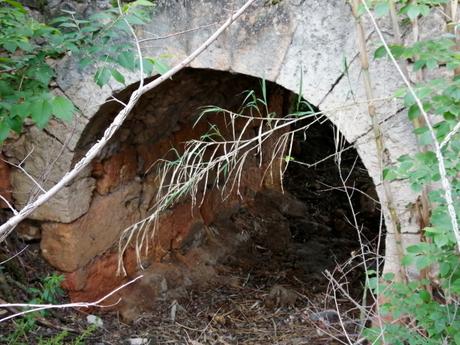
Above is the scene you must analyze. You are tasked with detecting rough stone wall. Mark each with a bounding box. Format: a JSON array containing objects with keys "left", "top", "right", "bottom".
[{"left": 1, "top": 0, "right": 440, "bottom": 288}]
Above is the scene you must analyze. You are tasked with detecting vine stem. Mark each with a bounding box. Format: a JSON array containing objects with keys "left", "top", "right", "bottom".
[
  {"left": 0, "top": 0, "right": 258, "bottom": 240},
  {"left": 361, "top": 1, "right": 460, "bottom": 248},
  {"left": 352, "top": 0, "right": 407, "bottom": 277}
]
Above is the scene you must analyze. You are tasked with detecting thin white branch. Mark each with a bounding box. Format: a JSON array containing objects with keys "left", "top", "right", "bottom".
[
  {"left": 0, "top": 245, "right": 28, "bottom": 266},
  {"left": 0, "top": 194, "right": 18, "bottom": 215},
  {"left": 106, "top": 95, "right": 127, "bottom": 107},
  {"left": 139, "top": 22, "right": 219, "bottom": 43},
  {"left": 0, "top": 275, "right": 143, "bottom": 323},
  {"left": 441, "top": 120, "right": 460, "bottom": 149},
  {"left": 292, "top": 145, "right": 355, "bottom": 168},
  {"left": 1, "top": 150, "right": 46, "bottom": 194}
]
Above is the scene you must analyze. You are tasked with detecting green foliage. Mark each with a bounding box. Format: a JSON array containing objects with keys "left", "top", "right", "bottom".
[
  {"left": 36, "top": 325, "right": 97, "bottom": 345},
  {"left": 0, "top": 0, "right": 75, "bottom": 140},
  {"left": 359, "top": 0, "right": 448, "bottom": 18},
  {"left": 2, "top": 274, "right": 66, "bottom": 345},
  {"left": 28, "top": 273, "right": 65, "bottom": 306},
  {"left": 0, "top": 0, "right": 162, "bottom": 143},
  {"left": 366, "top": 1, "right": 460, "bottom": 344}
]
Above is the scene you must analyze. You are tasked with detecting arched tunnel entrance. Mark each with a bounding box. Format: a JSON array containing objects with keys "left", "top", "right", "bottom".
[{"left": 16, "top": 68, "right": 384, "bottom": 343}]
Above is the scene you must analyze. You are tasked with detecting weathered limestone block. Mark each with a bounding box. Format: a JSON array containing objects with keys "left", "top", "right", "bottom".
[
  {"left": 11, "top": 174, "right": 95, "bottom": 223},
  {"left": 4, "top": 126, "right": 74, "bottom": 183},
  {"left": 376, "top": 179, "right": 421, "bottom": 235},
  {"left": 4, "top": 126, "right": 95, "bottom": 222},
  {"left": 224, "top": 3, "right": 297, "bottom": 81},
  {"left": 41, "top": 181, "right": 142, "bottom": 272},
  {"left": 44, "top": 113, "right": 89, "bottom": 152},
  {"left": 276, "top": 0, "right": 358, "bottom": 105},
  {"left": 355, "top": 109, "right": 419, "bottom": 186},
  {"left": 319, "top": 42, "right": 403, "bottom": 144}
]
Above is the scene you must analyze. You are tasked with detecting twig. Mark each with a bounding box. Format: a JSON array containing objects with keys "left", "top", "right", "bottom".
[
  {"left": 0, "top": 194, "right": 18, "bottom": 215},
  {"left": 0, "top": 245, "right": 29, "bottom": 266},
  {"left": 0, "top": 297, "right": 78, "bottom": 333},
  {"left": 0, "top": 275, "right": 143, "bottom": 323},
  {"left": 291, "top": 145, "right": 355, "bottom": 168},
  {"left": 1, "top": 149, "right": 46, "bottom": 194},
  {"left": 441, "top": 120, "right": 460, "bottom": 149},
  {"left": 139, "top": 22, "right": 219, "bottom": 43}
]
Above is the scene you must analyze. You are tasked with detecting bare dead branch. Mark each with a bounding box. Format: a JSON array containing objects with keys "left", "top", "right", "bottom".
[
  {"left": 0, "top": 275, "right": 143, "bottom": 323},
  {"left": 0, "top": 245, "right": 28, "bottom": 266},
  {"left": 139, "top": 22, "right": 219, "bottom": 43}
]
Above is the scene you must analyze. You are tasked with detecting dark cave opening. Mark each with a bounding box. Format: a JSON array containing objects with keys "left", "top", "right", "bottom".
[{"left": 97, "top": 69, "right": 384, "bottom": 343}]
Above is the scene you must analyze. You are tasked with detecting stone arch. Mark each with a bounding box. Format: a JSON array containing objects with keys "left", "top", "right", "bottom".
[
  {"left": 3, "top": 0, "right": 424, "bottom": 299},
  {"left": 49, "top": 68, "right": 384, "bottom": 305}
]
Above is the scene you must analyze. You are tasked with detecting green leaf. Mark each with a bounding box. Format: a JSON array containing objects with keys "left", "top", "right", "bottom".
[
  {"left": 124, "top": 13, "right": 146, "bottom": 25},
  {"left": 454, "top": 333, "right": 460, "bottom": 345},
  {"left": 144, "top": 58, "right": 170, "bottom": 75},
  {"left": 367, "top": 276, "right": 379, "bottom": 290},
  {"left": 30, "top": 99, "right": 53, "bottom": 128},
  {"left": 406, "top": 243, "right": 431, "bottom": 254},
  {"left": 408, "top": 104, "right": 420, "bottom": 120},
  {"left": 424, "top": 226, "right": 443, "bottom": 234},
  {"left": 440, "top": 262, "right": 450, "bottom": 276},
  {"left": 419, "top": 290, "right": 431, "bottom": 303},
  {"left": 389, "top": 44, "right": 405, "bottom": 59},
  {"left": 51, "top": 96, "right": 74, "bottom": 122},
  {"left": 383, "top": 272, "right": 395, "bottom": 281},
  {"left": 383, "top": 167, "right": 398, "bottom": 181},
  {"left": 418, "top": 130, "right": 432, "bottom": 145},
  {"left": 117, "top": 51, "right": 136, "bottom": 71},
  {"left": 153, "top": 59, "right": 170, "bottom": 75},
  {"left": 374, "top": 45, "right": 387, "bottom": 59},
  {"left": 414, "top": 126, "right": 428, "bottom": 135},
  {"left": 131, "top": 0, "right": 155, "bottom": 6},
  {"left": 27, "top": 65, "right": 54, "bottom": 85},
  {"left": 375, "top": 2, "right": 389, "bottom": 17},
  {"left": 0, "top": 121, "right": 10, "bottom": 142},
  {"left": 79, "top": 58, "right": 92, "bottom": 69},
  {"left": 11, "top": 102, "right": 30, "bottom": 119},
  {"left": 402, "top": 254, "right": 414, "bottom": 266},
  {"left": 418, "top": 4, "right": 430, "bottom": 17},
  {"left": 413, "top": 59, "right": 426, "bottom": 71},
  {"left": 3, "top": 0, "right": 27, "bottom": 13},
  {"left": 6, "top": 116, "right": 23, "bottom": 133},
  {"left": 416, "top": 255, "right": 432, "bottom": 270},
  {"left": 110, "top": 68, "right": 125, "bottom": 84},
  {"left": 94, "top": 67, "right": 111, "bottom": 87},
  {"left": 3, "top": 41, "right": 17, "bottom": 53},
  {"left": 426, "top": 58, "right": 438, "bottom": 70},
  {"left": 406, "top": 4, "right": 421, "bottom": 20},
  {"left": 404, "top": 92, "right": 416, "bottom": 107}
]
